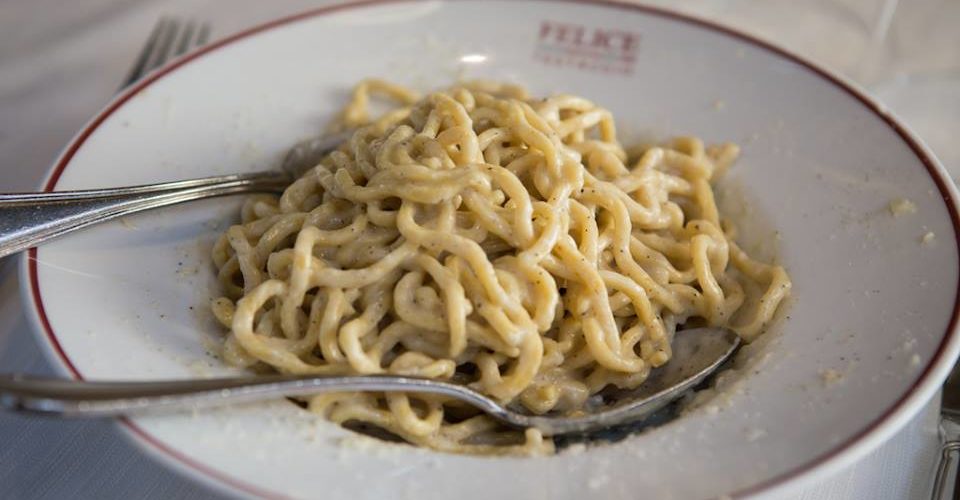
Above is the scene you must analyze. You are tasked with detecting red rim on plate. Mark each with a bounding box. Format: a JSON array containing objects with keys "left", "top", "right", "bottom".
[{"left": 21, "top": 0, "right": 960, "bottom": 498}]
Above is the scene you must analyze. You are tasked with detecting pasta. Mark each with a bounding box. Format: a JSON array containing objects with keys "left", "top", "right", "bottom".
[{"left": 209, "top": 79, "right": 791, "bottom": 454}]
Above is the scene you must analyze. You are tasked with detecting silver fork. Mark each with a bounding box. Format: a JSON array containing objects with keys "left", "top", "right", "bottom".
[
  {"left": 930, "top": 367, "right": 960, "bottom": 499},
  {"left": 120, "top": 17, "right": 210, "bottom": 89}
]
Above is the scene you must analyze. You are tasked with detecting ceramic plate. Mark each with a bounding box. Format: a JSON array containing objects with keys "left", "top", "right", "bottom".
[{"left": 21, "top": 1, "right": 960, "bottom": 498}]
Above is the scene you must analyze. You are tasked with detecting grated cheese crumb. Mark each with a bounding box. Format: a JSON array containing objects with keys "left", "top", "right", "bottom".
[
  {"left": 119, "top": 218, "right": 138, "bottom": 229},
  {"left": 820, "top": 368, "right": 843, "bottom": 386},
  {"left": 888, "top": 198, "right": 916, "bottom": 216},
  {"left": 563, "top": 443, "right": 587, "bottom": 456}
]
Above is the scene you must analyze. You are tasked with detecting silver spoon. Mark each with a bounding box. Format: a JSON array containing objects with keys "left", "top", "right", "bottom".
[
  {"left": 0, "top": 327, "right": 738, "bottom": 436},
  {"left": 0, "top": 132, "right": 349, "bottom": 259}
]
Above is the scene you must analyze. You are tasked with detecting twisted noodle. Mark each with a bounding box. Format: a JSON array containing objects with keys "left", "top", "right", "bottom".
[{"left": 210, "top": 79, "right": 791, "bottom": 454}]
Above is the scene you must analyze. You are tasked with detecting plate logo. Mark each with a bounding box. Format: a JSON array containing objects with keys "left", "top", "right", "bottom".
[{"left": 533, "top": 21, "right": 640, "bottom": 75}]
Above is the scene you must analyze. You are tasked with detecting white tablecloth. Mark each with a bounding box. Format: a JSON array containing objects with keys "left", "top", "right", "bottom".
[{"left": 0, "top": 1, "right": 956, "bottom": 498}]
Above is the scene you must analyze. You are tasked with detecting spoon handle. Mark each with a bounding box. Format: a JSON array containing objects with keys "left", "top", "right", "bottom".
[
  {"left": 0, "top": 171, "right": 288, "bottom": 259},
  {"left": 0, "top": 373, "right": 502, "bottom": 418},
  {"left": 0, "top": 329, "right": 736, "bottom": 435}
]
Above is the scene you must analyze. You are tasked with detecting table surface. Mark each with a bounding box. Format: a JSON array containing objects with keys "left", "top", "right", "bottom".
[{"left": 0, "top": 0, "right": 957, "bottom": 498}]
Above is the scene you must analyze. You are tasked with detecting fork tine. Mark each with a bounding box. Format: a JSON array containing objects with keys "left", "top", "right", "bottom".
[
  {"left": 173, "top": 20, "right": 196, "bottom": 57},
  {"left": 119, "top": 17, "right": 211, "bottom": 91},
  {"left": 119, "top": 17, "right": 168, "bottom": 89},
  {"left": 146, "top": 17, "right": 181, "bottom": 72},
  {"left": 195, "top": 22, "right": 211, "bottom": 47}
]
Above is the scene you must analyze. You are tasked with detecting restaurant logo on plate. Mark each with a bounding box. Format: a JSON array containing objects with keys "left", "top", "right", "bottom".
[{"left": 533, "top": 21, "right": 640, "bottom": 75}]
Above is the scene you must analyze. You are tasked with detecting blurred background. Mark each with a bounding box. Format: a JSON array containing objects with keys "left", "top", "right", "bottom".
[{"left": 0, "top": 0, "right": 957, "bottom": 498}]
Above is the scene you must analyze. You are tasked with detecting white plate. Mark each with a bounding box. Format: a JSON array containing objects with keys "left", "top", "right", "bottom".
[{"left": 21, "top": 1, "right": 960, "bottom": 498}]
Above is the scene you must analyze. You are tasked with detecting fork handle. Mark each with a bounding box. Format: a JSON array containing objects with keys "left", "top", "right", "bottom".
[
  {"left": 931, "top": 440, "right": 960, "bottom": 499},
  {"left": 0, "top": 373, "right": 498, "bottom": 418},
  {"left": 0, "top": 171, "right": 289, "bottom": 259}
]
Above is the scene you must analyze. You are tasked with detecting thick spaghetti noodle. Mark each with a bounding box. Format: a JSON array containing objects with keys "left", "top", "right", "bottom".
[{"left": 209, "top": 80, "right": 791, "bottom": 454}]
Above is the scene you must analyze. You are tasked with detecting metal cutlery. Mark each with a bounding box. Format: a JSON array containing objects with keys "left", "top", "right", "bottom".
[{"left": 0, "top": 327, "right": 739, "bottom": 436}]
